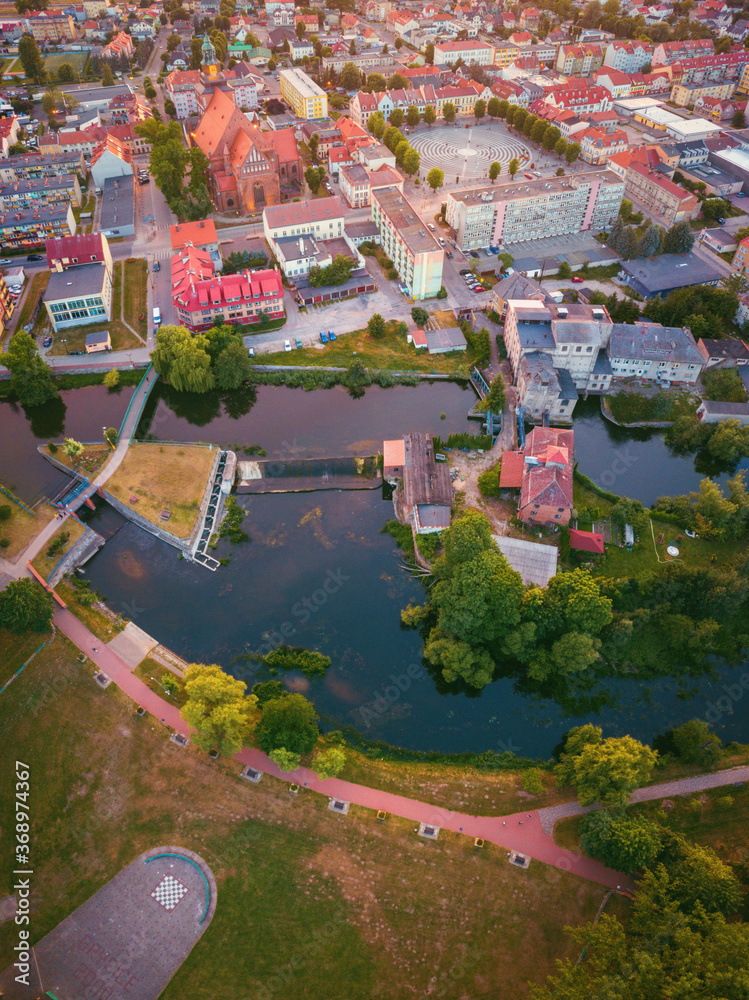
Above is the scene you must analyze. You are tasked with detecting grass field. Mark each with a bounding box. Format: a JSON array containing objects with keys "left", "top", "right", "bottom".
[
  {"left": 123, "top": 258, "right": 148, "bottom": 338},
  {"left": 15, "top": 271, "right": 50, "bottom": 332},
  {"left": 0, "top": 496, "right": 56, "bottom": 560},
  {"left": 0, "top": 633, "right": 631, "bottom": 1000},
  {"left": 43, "top": 51, "right": 89, "bottom": 75},
  {"left": 260, "top": 321, "right": 474, "bottom": 375},
  {"left": 105, "top": 442, "right": 215, "bottom": 539},
  {"left": 41, "top": 442, "right": 111, "bottom": 478},
  {"left": 31, "top": 517, "right": 87, "bottom": 582},
  {"left": 0, "top": 628, "right": 48, "bottom": 688}
]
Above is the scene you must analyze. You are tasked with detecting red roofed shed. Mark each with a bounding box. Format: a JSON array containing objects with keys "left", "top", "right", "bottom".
[
  {"left": 499, "top": 451, "right": 524, "bottom": 489},
  {"left": 569, "top": 529, "right": 605, "bottom": 554}
]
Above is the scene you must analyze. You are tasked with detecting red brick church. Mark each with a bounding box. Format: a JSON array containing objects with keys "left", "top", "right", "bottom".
[{"left": 191, "top": 88, "right": 303, "bottom": 214}]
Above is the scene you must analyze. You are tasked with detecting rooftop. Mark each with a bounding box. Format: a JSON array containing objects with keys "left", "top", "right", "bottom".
[
  {"left": 492, "top": 534, "right": 559, "bottom": 587},
  {"left": 279, "top": 66, "right": 326, "bottom": 99},
  {"left": 99, "top": 174, "right": 133, "bottom": 232},
  {"left": 609, "top": 322, "right": 703, "bottom": 363},
  {"left": 372, "top": 186, "right": 442, "bottom": 256},
  {"left": 46, "top": 262, "right": 107, "bottom": 300},
  {"left": 170, "top": 218, "right": 218, "bottom": 250},
  {"left": 402, "top": 432, "right": 452, "bottom": 509},
  {"left": 621, "top": 252, "right": 723, "bottom": 293},
  {"left": 449, "top": 168, "right": 622, "bottom": 207},
  {"left": 264, "top": 195, "right": 345, "bottom": 230}
]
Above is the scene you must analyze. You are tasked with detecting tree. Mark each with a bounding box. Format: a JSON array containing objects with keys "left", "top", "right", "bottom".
[
  {"left": 366, "top": 72, "right": 386, "bottom": 92},
  {"left": 610, "top": 497, "right": 648, "bottom": 535},
  {"left": 0, "top": 579, "right": 54, "bottom": 634},
  {"left": 528, "top": 631, "right": 601, "bottom": 682},
  {"left": 580, "top": 810, "right": 663, "bottom": 873},
  {"left": 311, "top": 746, "right": 346, "bottom": 779},
  {"left": 406, "top": 105, "right": 420, "bottom": 128},
  {"left": 308, "top": 254, "right": 356, "bottom": 287},
  {"left": 544, "top": 568, "right": 613, "bottom": 638},
  {"left": 558, "top": 261, "right": 572, "bottom": 279},
  {"left": 488, "top": 161, "right": 501, "bottom": 182},
  {"left": 732, "top": 107, "right": 746, "bottom": 129},
  {"left": 508, "top": 157, "right": 519, "bottom": 178},
  {"left": 394, "top": 36, "right": 403, "bottom": 49},
  {"left": 487, "top": 96, "right": 500, "bottom": 118},
  {"left": 333, "top": 60, "right": 357, "bottom": 92},
  {"left": 671, "top": 719, "right": 723, "bottom": 769},
  {"left": 305, "top": 164, "right": 324, "bottom": 193},
  {"left": 411, "top": 306, "right": 429, "bottom": 327},
  {"left": 367, "top": 110, "right": 385, "bottom": 138},
  {"left": 554, "top": 137, "right": 567, "bottom": 158},
  {"left": 427, "top": 167, "right": 444, "bottom": 192},
  {"left": 442, "top": 101, "right": 456, "bottom": 124},
  {"left": 424, "top": 41, "right": 434, "bottom": 64},
  {"left": 181, "top": 663, "right": 257, "bottom": 755},
  {"left": 367, "top": 313, "right": 386, "bottom": 338},
  {"left": 531, "top": 120, "right": 548, "bottom": 144},
  {"left": 565, "top": 142, "right": 581, "bottom": 164},
  {"left": 268, "top": 747, "right": 301, "bottom": 772},
  {"left": 389, "top": 107, "right": 404, "bottom": 128},
  {"left": 425, "top": 633, "right": 495, "bottom": 689},
  {"left": 214, "top": 341, "right": 253, "bottom": 390},
  {"left": 1, "top": 332, "right": 58, "bottom": 408},
  {"left": 394, "top": 140, "right": 410, "bottom": 167},
  {"left": 663, "top": 220, "right": 695, "bottom": 254},
  {"left": 103, "top": 369, "right": 120, "bottom": 389},
  {"left": 542, "top": 126, "right": 560, "bottom": 151},
  {"left": 423, "top": 105, "right": 436, "bottom": 126},
  {"left": 402, "top": 148, "right": 420, "bottom": 176},
  {"left": 484, "top": 372, "right": 505, "bottom": 412},
  {"left": 388, "top": 72, "right": 408, "bottom": 90},
  {"left": 308, "top": 132, "right": 319, "bottom": 163},
  {"left": 56, "top": 62, "right": 74, "bottom": 82},
  {"left": 255, "top": 693, "right": 319, "bottom": 756},
  {"left": 637, "top": 224, "right": 662, "bottom": 258},
  {"left": 62, "top": 438, "right": 84, "bottom": 463},
  {"left": 555, "top": 726, "right": 658, "bottom": 808},
  {"left": 667, "top": 836, "right": 742, "bottom": 916},
  {"left": 474, "top": 98, "right": 486, "bottom": 121},
  {"left": 296, "top": 20, "right": 306, "bottom": 39},
  {"left": 18, "top": 35, "right": 45, "bottom": 84},
  {"left": 150, "top": 325, "right": 215, "bottom": 393}
]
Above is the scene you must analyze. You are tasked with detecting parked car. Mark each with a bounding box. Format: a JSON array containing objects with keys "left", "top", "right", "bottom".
[
  {"left": 248, "top": 347, "right": 254, "bottom": 358},
  {"left": 153, "top": 261, "right": 160, "bottom": 272},
  {"left": 320, "top": 331, "right": 328, "bottom": 343},
  {"left": 446, "top": 251, "right": 453, "bottom": 259},
  {"left": 469, "top": 250, "right": 479, "bottom": 259},
  {"left": 474, "top": 286, "right": 486, "bottom": 293},
  {"left": 718, "top": 217, "right": 726, "bottom": 224},
  {"left": 428, "top": 223, "right": 436, "bottom": 231},
  {"left": 295, "top": 338, "right": 302, "bottom": 349},
  {"left": 524, "top": 172, "right": 533, "bottom": 179},
  {"left": 43, "top": 335, "right": 52, "bottom": 347},
  {"left": 438, "top": 237, "right": 445, "bottom": 246},
  {"left": 489, "top": 245, "right": 499, "bottom": 254},
  {"left": 571, "top": 275, "right": 583, "bottom": 283},
  {"left": 459, "top": 268, "right": 471, "bottom": 276},
  {"left": 284, "top": 339, "right": 291, "bottom": 351},
  {"left": 328, "top": 331, "right": 336, "bottom": 341},
  {"left": 26, "top": 254, "right": 42, "bottom": 261}
]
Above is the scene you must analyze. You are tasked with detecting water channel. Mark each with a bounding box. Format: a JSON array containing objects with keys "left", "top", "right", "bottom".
[{"left": 4, "top": 382, "right": 749, "bottom": 757}]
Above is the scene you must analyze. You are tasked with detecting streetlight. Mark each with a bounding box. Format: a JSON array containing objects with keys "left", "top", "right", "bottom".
[{"left": 150, "top": 675, "right": 174, "bottom": 697}]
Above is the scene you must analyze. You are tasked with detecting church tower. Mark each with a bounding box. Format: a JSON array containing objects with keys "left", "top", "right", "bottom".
[{"left": 201, "top": 35, "right": 220, "bottom": 76}]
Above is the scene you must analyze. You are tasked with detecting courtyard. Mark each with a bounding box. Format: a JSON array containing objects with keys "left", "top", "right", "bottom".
[{"left": 410, "top": 122, "right": 532, "bottom": 184}]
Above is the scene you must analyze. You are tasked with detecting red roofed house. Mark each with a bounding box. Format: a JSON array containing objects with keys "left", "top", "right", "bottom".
[
  {"left": 569, "top": 528, "right": 605, "bottom": 554},
  {"left": 518, "top": 427, "right": 574, "bottom": 526},
  {"left": 499, "top": 449, "right": 524, "bottom": 490},
  {"left": 170, "top": 218, "right": 221, "bottom": 269},
  {"left": 89, "top": 135, "right": 133, "bottom": 189},
  {"left": 0, "top": 116, "right": 19, "bottom": 157},
  {"left": 102, "top": 31, "right": 135, "bottom": 60},
  {"left": 173, "top": 258, "right": 284, "bottom": 332},
  {"left": 46, "top": 232, "right": 113, "bottom": 275}
]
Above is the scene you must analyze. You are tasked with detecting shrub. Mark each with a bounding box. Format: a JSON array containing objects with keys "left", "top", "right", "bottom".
[
  {"left": 0, "top": 505, "right": 11, "bottom": 521},
  {"left": 48, "top": 441, "right": 58, "bottom": 454},
  {"left": 477, "top": 460, "right": 501, "bottom": 497},
  {"left": 436, "top": 286, "right": 448, "bottom": 299},
  {"left": 0, "top": 538, "right": 9, "bottom": 548},
  {"left": 522, "top": 768, "right": 545, "bottom": 795},
  {"left": 386, "top": 267, "right": 399, "bottom": 280},
  {"left": 264, "top": 646, "right": 332, "bottom": 678}
]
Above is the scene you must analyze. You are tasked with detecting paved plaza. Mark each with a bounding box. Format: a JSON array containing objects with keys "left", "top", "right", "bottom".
[
  {"left": 0, "top": 847, "right": 216, "bottom": 1000},
  {"left": 410, "top": 123, "right": 532, "bottom": 183}
]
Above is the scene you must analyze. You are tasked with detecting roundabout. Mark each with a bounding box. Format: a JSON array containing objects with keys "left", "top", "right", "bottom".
[{"left": 410, "top": 123, "right": 532, "bottom": 181}]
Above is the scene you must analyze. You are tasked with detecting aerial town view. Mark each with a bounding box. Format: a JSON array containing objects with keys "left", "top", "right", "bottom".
[{"left": 2, "top": 0, "right": 749, "bottom": 994}]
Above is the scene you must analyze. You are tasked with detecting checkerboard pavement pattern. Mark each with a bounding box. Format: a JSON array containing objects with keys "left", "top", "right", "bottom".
[{"left": 150, "top": 874, "right": 189, "bottom": 911}]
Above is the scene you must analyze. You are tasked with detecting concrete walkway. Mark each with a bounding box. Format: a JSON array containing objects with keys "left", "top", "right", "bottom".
[{"left": 50, "top": 609, "right": 746, "bottom": 892}]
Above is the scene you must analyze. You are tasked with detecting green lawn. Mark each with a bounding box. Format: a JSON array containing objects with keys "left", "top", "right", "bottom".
[
  {"left": 260, "top": 322, "right": 474, "bottom": 375},
  {"left": 0, "top": 629, "right": 48, "bottom": 688},
  {"left": 598, "top": 519, "right": 739, "bottom": 579},
  {"left": 0, "top": 632, "right": 628, "bottom": 1000},
  {"left": 43, "top": 51, "right": 89, "bottom": 74}
]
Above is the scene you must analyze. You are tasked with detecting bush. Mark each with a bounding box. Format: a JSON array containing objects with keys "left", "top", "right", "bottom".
[
  {"left": 522, "top": 768, "right": 545, "bottom": 795},
  {"left": 48, "top": 441, "right": 58, "bottom": 454},
  {"left": 436, "top": 286, "right": 448, "bottom": 299},
  {"left": 386, "top": 267, "right": 399, "bottom": 280},
  {"left": 0, "top": 505, "right": 11, "bottom": 521},
  {"left": 477, "top": 460, "right": 501, "bottom": 497},
  {"left": 264, "top": 646, "right": 332, "bottom": 678}
]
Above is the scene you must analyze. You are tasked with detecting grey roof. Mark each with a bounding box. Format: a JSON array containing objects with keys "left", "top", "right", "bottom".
[
  {"left": 85, "top": 330, "right": 110, "bottom": 346},
  {"left": 341, "top": 163, "right": 368, "bottom": 184},
  {"left": 556, "top": 367, "right": 579, "bottom": 400},
  {"left": 99, "top": 174, "right": 133, "bottom": 231},
  {"left": 492, "top": 271, "right": 546, "bottom": 302},
  {"left": 46, "top": 262, "right": 107, "bottom": 300},
  {"left": 552, "top": 318, "right": 600, "bottom": 345},
  {"left": 345, "top": 219, "right": 380, "bottom": 240},
  {"left": 416, "top": 504, "right": 452, "bottom": 529},
  {"left": 0, "top": 176, "right": 76, "bottom": 198},
  {"left": 592, "top": 352, "right": 613, "bottom": 375},
  {"left": 359, "top": 143, "right": 392, "bottom": 163},
  {"left": 519, "top": 350, "right": 560, "bottom": 391},
  {"left": 492, "top": 534, "right": 558, "bottom": 587},
  {"left": 425, "top": 326, "right": 467, "bottom": 351},
  {"left": 0, "top": 203, "right": 70, "bottom": 227},
  {"left": 609, "top": 322, "right": 703, "bottom": 365},
  {"left": 275, "top": 233, "right": 326, "bottom": 264},
  {"left": 699, "top": 337, "right": 749, "bottom": 361},
  {"left": 62, "top": 84, "right": 133, "bottom": 106},
  {"left": 621, "top": 252, "right": 723, "bottom": 293},
  {"left": 699, "top": 400, "right": 749, "bottom": 416}
]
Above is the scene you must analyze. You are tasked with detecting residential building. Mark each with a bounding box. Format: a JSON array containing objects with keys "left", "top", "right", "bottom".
[
  {"left": 697, "top": 337, "right": 749, "bottom": 368},
  {"left": 0, "top": 151, "right": 86, "bottom": 184},
  {"left": 98, "top": 175, "right": 134, "bottom": 239},
  {"left": 433, "top": 40, "right": 495, "bottom": 66},
  {"left": 371, "top": 186, "right": 443, "bottom": 300},
  {"left": 652, "top": 39, "right": 714, "bottom": 66},
  {"left": 27, "top": 12, "right": 75, "bottom": 42},
  {"left": 494, "top": 41, "right": 520, "bottom": 68},
  {"left": 170, "top": 218, "right": 221, "bottom": 271},
  {"left": 339, "top": 164, "right": 371, "bottom": 208},
  {"left": 671, "top": 81, "right": 736, "bottom": 106},
  {"left": 289, "top": 38, "right": 314, "bottom": 60},
  {"left": 0, "top": 203, "right": 75, "bottom": 251},
  {"left": 604, "top": 40, "right": 653, "bottom": 73},
  {"left": 0, "top": 274, "right": 13, "bottom": 341},
  {"left": 164, "top": 70, "right": 202, "bottom": 118},
  {"left": 608, "top": 322, "right": 704, "bottom": 382},
  {"left": 624, "top": 161, "right": 698, "bottom": 223},
  {"left": 279, "top": 68, "right": 328, "bottom": 120},
  {"left": 46, "top": 232, "right": 112, "bottom": 274},
  {"left": 445, "top": 170, "right": 624, "bottom": 250},
  {"left": 43, "top": 262, "right": 112, "bottom": 331},
  {"left": 102, "top": 30, "right": 135, "bottom": 60},
  {"left": 263, "top": 195, "right": 347, "bottom": 252},
  {"left": 89, "top": 135, "right": 133, "bottom": 189},
  {"left": 555, "top": 43, "right": 604, "bottom": 76},
  {"left": 489, "top": 271, "right": 548, "bottom": 320},
  {"left": 173, "top": 260, "right": 284, "bottom": 333},
  {"left": 518, "top": 427, "right": 574, "bottom": 526},
  {"left": 0, "top": 175, "right": 81, "bottom": 209},
  {"left": 578, "top": 127, "right": 628, "bottom": 164},
  {"left": 732, "top": 236, "right": 749, "bottom": 274}
]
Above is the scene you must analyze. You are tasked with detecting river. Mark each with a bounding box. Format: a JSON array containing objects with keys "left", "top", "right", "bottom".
[{"left": 4, "top": 383, "right": 749, "bottom": 757}]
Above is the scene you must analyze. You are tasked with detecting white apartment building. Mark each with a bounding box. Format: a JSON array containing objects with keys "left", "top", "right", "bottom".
[
  {"left": 608, "top": 323, "right": 704, "bottom": 383},
  {"left": 371, "top": 186, "right": 444, "bottom": 300},
  {"left": 263, "top": 196, "right": 346, "bottom": 253},
  {"left": 445, "top": 170, "right": 624, "bottom": 250},
  {"left": 433, "top": 40, "right": 495, "bottom": 66},
  {"left": 603, "top": 40, "right": 653, "bottom": 73}
]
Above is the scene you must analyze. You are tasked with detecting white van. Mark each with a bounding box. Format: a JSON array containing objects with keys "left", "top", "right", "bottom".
[{"left": 153, "top": 306, "right": 161, "bottom": 326}]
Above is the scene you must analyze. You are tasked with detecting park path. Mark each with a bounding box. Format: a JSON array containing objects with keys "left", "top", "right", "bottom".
[{"left": 50, "top": 609, "right": 749, "bottom": 892}]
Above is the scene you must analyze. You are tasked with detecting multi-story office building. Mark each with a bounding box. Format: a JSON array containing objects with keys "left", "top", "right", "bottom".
[
  {"left": 370, "top": 186, "right": 443, "bottom": 300},
  {"left": 446, "top": 170, "right": 624, "bottom": 250},
  {"left": 43, "top": 263, "right": 112, "bottom": 331},
  {"left": 279, "top": 68, "right": 328, "bottom": 120}
]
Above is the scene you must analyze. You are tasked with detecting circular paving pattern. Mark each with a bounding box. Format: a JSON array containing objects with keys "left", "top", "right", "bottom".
[{"left": 410, "top": 124, "right": 532, "bottom": 181}]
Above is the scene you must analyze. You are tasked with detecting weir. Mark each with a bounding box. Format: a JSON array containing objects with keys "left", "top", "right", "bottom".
[{"left": 236, "top": 456, "right": 380, "bottom": 493}]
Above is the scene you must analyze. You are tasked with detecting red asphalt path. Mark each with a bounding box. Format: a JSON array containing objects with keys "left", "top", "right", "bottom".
[{"left": 55, "top": 608, "right": 633, "bottom": 891}]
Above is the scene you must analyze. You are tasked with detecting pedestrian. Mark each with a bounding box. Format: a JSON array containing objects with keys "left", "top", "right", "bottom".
[
  {"left": 519, "top": 820, "right": 523, "bottom": 825},
  {"left": 502, "top": 821, "right": 506, "bottom": 826},
  {"left": 92, "top": 646, "right": 98, "bottom": 653}
]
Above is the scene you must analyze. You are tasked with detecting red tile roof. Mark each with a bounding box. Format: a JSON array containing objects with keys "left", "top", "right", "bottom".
[
  {"left": 170, "top": 218, "right": 218, "bottom": 251},
  {"left": 569, "top": 529, "right": 605, "bottom": 554},
  {"left": 499, "top": 450, "right": 524, "bottom": 488}
]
